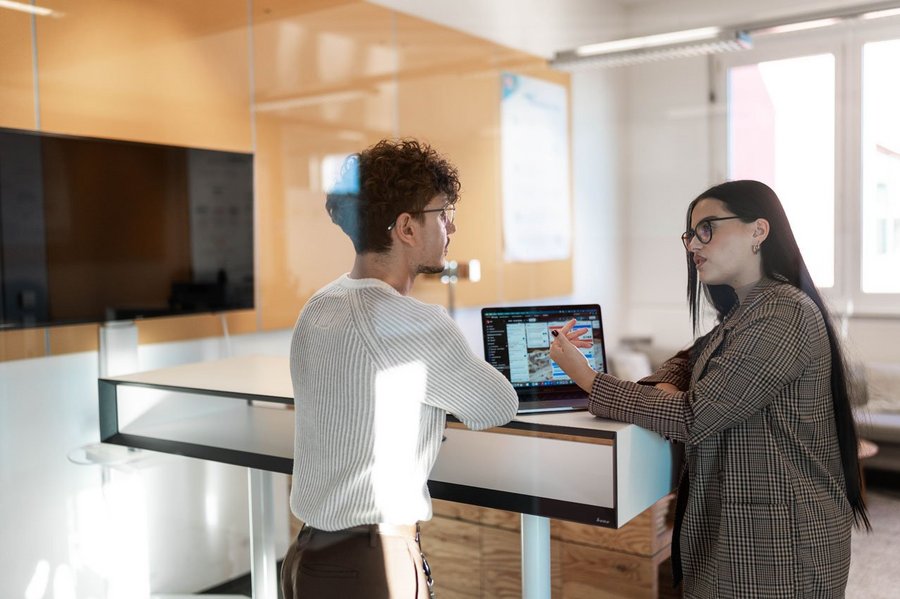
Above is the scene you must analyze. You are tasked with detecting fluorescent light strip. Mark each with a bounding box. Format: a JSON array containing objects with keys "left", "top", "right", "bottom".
[
  {"left": 862, "top": 7, "right": 900, "bottom": 19},
  {"left": 0, "top": 0, "right": 53, "bottom": 16},
  {"left": 575, "top": 26, "right": 721, "bottom": 57},
  {"left": 558, "top": 38, "right": 749, "bottom": 70},
  {"left": 752, "top": 17, "right": 842, "bottom": 36}
]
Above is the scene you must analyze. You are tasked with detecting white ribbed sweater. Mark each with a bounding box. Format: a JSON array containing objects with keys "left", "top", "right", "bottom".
[{"left": 289, "top": 274, "right": 519, "bottom": 530}]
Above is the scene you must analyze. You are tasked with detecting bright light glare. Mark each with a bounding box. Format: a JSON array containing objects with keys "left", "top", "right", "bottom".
[
  {"left": 25, "top": 560, "right": 50, "bottom": 599},
  {"left": 53, "top": 564, "right": 77, "bottom": 599},
  {"left": 468, "top": 259, "right": 482, "bottom": 283},
  {"left": 205, "top": 491, "right": 220, "bottom": 528},
  {"left": 75, "top": 471, "right": 150, "bottom": 598},
  {"left": 0, "top": 0, "right": 53, "bottom": 16},
  {"left": 373, "top": 362, "right": 425, "bottom": 522}
]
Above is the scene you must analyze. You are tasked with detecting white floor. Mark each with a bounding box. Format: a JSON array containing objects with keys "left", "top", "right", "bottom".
[{"left": 847, "top": 486, "right": 900, "bottom": 598}]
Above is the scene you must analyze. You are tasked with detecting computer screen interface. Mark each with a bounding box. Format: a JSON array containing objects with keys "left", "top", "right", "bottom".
[{"left": 482, "top": 305, "right": 606, "bottom": 391}]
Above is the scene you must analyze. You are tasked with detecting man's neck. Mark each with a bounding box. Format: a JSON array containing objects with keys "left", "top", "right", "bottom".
[{"left": 349, "top": 252, "right": 416, "bottom": 296}]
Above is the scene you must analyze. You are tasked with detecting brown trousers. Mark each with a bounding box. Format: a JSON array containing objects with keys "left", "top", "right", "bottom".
[{"left": 281, "top": 524, "right": 432, "bottom": 599}]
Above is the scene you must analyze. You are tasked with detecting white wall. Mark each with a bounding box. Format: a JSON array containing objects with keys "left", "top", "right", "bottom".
[
  {"left": 0, "top": 329, "right": 292, "bottom": 598},
  {"left": 619, "top": 56, "right": 713, "bottom": 350},
  {"left": 563, "top": 53, "right": 714, "bottom": 354},
  {"left": 570, "top": 67, "right": 626, "bottom": 345}
]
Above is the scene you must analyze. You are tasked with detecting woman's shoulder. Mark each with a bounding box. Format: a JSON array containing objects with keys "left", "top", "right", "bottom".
[{"left": 751, "top": 280, "right": 823, "bottom": 324}]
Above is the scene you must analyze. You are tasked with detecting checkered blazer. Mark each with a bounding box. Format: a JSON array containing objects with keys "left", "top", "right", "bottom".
[{"left": 590, "top": 279, "right": 853, "bottom": 598}]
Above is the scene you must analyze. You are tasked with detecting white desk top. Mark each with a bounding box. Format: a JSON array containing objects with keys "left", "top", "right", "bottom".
[
  {"left": 100, "top": 355, "right": 675, "bottom": 527},
  {"left": 106, "top": 355, "right": 633, "bottom": 435},
  {"left": 108, "top": 355, "right": 293, "bottom": 399}
]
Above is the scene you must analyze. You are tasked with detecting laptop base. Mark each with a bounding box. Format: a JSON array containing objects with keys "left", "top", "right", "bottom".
[{"left": 516, "top": 397, "right": 589, "bottom": 414}]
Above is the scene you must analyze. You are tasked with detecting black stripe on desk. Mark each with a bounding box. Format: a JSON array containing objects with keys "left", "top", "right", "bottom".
[
  {"left": 427, "top": 481, "right": 617, "bottom": 528},
  {"left": 103, "top": 433, "right": 294, "bottom": 474}
]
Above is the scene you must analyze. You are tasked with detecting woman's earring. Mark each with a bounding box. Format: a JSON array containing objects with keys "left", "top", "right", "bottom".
[{"left": 752, "top": 242, "right": 761, "bottom": 255}]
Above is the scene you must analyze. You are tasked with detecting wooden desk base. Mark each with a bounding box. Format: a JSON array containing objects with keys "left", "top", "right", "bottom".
[{"left": 420, "top": 494, "right": 678, "bottom": 598}]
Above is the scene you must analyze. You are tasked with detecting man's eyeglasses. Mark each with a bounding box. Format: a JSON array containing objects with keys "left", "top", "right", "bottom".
[
  {"left": 387, "top": 206, "right": 456, "bottom": 231},
  {"left": 681, "top": 216, "right": 743, "bottom": 250}
]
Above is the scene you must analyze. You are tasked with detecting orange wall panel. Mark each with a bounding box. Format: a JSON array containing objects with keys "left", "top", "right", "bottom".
[
  {"left": 395, "top": 15, "right": 573, "bottom": 307},
  {"left": 252, "top": 2, "right": 398, "bottom": 330},
  {"left": 224, "top": 309, "right": 259, "bottom": 336},
  {"left": 0, "top": 10, "right": 36, "bottom": 129},
  {"left": 136, "top": 313, "right": 223, "bottom": 345},
  {"left": 36, "top": 0, "right": 251, "bottom": 151},
  {"left": 0, "top": 328, "right": 45, "bottom": 361},
  {"left": 0, "top": 1, "right": 573, "bottom": 362},
  {"left": 48, "top": 323, "right": 99, "bottom": 355}
]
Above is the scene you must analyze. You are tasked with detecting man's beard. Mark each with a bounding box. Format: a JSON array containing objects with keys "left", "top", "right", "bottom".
[{"left": 417, "top": 264, "right": 445, "bottom": 275}]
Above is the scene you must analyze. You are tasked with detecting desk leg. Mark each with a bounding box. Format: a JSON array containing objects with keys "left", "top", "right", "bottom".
[
  {"left": 521, "top": 513, "right": 551, "bottom": 598},
  {"left": 249, "top": 469, "right": 278, "bottom": 599}
]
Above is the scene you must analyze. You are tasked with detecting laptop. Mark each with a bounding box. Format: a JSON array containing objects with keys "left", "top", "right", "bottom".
[{"left": 481, "top": 304, "right": 607, "bottom": 413}]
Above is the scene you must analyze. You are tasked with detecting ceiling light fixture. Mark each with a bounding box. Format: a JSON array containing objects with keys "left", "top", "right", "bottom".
[
  {"left": 752, "top": 18, "right": 842, "bottom": 36},
  {"left": 574, "top": 27, "right": 723, "bottom": 57},
  {"left": 861, "top": 6, "right": 900, "bottom": 19},
  {"left": 552, "top": 1, "right": 900, "bottom": 70},
  {"left": 553, "top": 29, "right": 750, "bottom": 70},
  {"left": 0, "top": 0, "right": 54, "bottom": 17}
]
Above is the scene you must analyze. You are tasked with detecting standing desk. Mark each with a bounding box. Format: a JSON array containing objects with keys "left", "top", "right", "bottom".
[{"left": 99, "top": 355, "right": 676, "bottom": 598}]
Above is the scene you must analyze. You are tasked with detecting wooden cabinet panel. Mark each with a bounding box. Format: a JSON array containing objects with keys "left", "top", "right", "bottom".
[
  {"left": 554, "top": 494, "right": 674, "bottom": 556},
  {"left": 560, "top": 541, "right": 670, "bottom": 599},
  {"left": 420, "top": 516, "right": 482, "bottom": 598},
  {"left": 423, "top": 495, "right": 676, "bottom": 598}
]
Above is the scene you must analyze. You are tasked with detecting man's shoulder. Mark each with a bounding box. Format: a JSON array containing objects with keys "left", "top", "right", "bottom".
[{"left": 371, "top": 291, "right": 450, "bottom": 323}]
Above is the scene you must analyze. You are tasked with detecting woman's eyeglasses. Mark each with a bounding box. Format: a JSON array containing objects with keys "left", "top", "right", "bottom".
[
  {"left": 387, "top": 206, "right": 456, "bottom": 231},
  {"left": 681, "top": 216, "right": 743, "bottom": 250}
]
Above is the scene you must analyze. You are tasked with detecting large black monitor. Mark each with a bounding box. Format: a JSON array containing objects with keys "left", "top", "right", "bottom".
[{"left": 0, "top": 128, "right": 254, "bottom": 329}]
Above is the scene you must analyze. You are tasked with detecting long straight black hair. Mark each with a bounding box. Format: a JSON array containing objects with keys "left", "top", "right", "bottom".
[{"left": 686, "top": 180, "right": 869, "bottom": 529}]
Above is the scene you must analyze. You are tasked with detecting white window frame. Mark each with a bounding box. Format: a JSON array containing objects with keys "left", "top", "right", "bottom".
[{"left": 711, "top": 17, "right": 900, "bottom": 317}]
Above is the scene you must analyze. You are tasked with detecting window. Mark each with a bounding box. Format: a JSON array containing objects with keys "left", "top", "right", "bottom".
[
  {"left": 715, "top": 21, "right": 900, "bottom": 313},
  {"left": 862, "top": 39, "right": 900, "bottom": 293},
  {"left": 727, "top": 54, "right": 835, "bottom": 287}
]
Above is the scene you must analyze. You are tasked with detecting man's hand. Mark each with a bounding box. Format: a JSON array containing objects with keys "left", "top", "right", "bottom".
[{"left": 549, "top": 319, "right": 597, "bottom": 392}]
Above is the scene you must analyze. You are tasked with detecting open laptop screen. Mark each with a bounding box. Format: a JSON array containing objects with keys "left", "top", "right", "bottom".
[{"left": 481, "top": 304, "right": 607, "bottom": 393}]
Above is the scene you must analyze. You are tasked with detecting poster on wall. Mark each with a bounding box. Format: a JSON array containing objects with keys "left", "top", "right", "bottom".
[{"left": 500, "top": 72, "right": 571, "bottom": 262}]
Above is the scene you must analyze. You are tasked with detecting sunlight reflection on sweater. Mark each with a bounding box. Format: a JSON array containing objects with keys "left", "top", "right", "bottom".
[{"left": 373, "top": 362, "right": 427, "bottom": 523}]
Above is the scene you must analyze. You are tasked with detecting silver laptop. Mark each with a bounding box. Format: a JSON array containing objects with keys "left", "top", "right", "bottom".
[{"left": 481, "top": 304, "right": 607, "bottom": 413}]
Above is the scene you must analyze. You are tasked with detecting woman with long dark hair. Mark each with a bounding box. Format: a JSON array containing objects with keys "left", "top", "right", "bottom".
[{"left": 550, "top": 180, "right": 868, "bottom": 598}]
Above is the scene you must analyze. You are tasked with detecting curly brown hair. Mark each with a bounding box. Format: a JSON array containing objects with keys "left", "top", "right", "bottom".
[{"left": 325, "top": 139, "right": 460, "bottom": 253}]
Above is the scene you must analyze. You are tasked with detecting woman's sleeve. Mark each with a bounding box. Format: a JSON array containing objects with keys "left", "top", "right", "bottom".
[
  {"left": 636, "top": 349, "right": 693, "bottom": 390},
  {"left": 589, "top": 301, "right": 813, "bottom": 444}
]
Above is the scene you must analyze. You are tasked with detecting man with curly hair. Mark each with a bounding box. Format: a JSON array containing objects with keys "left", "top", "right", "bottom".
[{"left": 282, "top": 139, "right": 518, "bottom": 598}]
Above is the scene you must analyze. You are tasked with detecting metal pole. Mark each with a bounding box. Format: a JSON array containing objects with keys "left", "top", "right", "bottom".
[
  {"left": 521, "top": 513, "right": 551, "bottom": 598},
  {"left": 249, "top": 469, "right": 278, "bottom": 599}
]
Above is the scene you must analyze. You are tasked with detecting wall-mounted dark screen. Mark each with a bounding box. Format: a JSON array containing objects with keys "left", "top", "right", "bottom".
[{"left": 0, "top": 128, "right": 254, "bottom": 329}]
